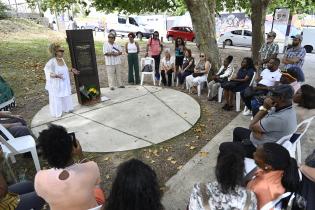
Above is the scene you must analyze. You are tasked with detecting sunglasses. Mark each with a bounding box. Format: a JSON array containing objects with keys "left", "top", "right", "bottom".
[
  {"left": 200, "top": 55, "right": 205, "bottom": 58},
  {"left": 68, "top": 132, "right": 77, "bottom": 147},
  {"left": 58, "top": 49, "right": 65, "bottom": 52},
  {"left": 108, "top": 36, "right": 115, "bottom": 39}
]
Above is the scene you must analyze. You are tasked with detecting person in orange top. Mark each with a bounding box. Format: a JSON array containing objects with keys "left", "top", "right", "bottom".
[{"left": 247, "top": 143, "right": 300, "bottom": 209}]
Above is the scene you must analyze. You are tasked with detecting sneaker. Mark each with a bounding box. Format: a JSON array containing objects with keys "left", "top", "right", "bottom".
[
  {"left": 242, "top": 109, "right": 252, "bottom": 116},
  {"left": 119, "top": 86, "right": 125, "bottom": 88},
  {"left": 110, "top": 87, "right": 115, "bottom": 90}
]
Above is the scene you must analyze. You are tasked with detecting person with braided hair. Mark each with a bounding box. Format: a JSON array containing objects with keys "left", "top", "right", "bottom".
[{"left": 247, "top": 143, "right": 300, "bottom": 209}]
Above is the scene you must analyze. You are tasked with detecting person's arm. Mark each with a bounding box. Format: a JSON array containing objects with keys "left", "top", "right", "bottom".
[
  {"left": 300, "top": 165, "right": 315, "bottom": 182},
  {"left": 0, "top": 172, "right": 8, "bottom": 200},
  {"left": 125, "top": 42, "right": 128, "bottom": 54},
  {"left": 103, "top": 43, "right": 113, "bottom": 56},
  {"left": 232, "top": 75, "right": 250, "bottom": 82},
  {"left": 219, "top": 65, "right": 232, "bottom": 78},
  {"left": 202, "top": 61, "right": 211, "bottom": 74},
  {"left": 135, "top": 42, "right": 140, "bottom": 53},
  {"left": 183, "top": 59, "right": 194, "bottom": 71},
  {"left": 160, "top": 42, "right": 163, "bottom": 54}
]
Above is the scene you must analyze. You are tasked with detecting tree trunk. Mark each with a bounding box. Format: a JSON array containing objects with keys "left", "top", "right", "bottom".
[
  {"left": 250, "top": 0, "right": 270, "bottom": 65},
  {"left": 184, "top": 0, "right": 221, "bottom": 73}
]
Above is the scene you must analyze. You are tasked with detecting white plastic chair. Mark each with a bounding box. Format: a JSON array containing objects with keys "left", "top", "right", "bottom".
[
  {"left": 140, "top": 57, "right": 155, "bottom": 86},
  {"left": 278, "top": 116, "right": 314, "bottom": 164},
  {"left": 88, "top": 205, "right": 103, "bottom": 210},
  {"left": 0, "top": 124, "right": 41, "bottom": 171},
  {"left": 235, "top": 72, "right": 256, "bottom": 112},
  {"left": 197, "top": 76, "right": 209, "bottom": 97},
  {"left": 261, "top": 192, "right": 292, "bottom": 210}
]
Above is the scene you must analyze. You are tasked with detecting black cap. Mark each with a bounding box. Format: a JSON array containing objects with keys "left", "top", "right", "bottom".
[{"left": 270, "top": 84, "right": 294, "bottom": 99}]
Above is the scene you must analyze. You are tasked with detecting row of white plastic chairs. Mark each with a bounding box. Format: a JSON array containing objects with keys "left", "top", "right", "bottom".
[{"left": 140, "top": 58, "right": 256, "bottom": 112}]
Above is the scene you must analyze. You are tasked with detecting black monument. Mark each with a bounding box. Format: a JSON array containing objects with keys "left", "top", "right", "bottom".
[{"left": 66, "top": 29, "right": 101, "bottom": 105}]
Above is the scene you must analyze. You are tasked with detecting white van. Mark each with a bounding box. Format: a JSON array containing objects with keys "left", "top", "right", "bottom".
[
  {"left": 106, "top": 14, "right": 154, "bottom": 39},
  {"left": 302, "top": 27, "right": 315, "bottom": 53}
]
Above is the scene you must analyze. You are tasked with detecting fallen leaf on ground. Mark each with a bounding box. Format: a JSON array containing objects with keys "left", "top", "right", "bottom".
[
  {"left": 171, "top": 160, "right": 177, "bottom": 164},
  {"left": 190, "top": 146, "right": 196, "bottom": 150},
  {"left": 177, "top": 165, "right": 183, "bottom": 170},
  {"left": 199, "top": 151, "right": 209, "bottom": 157}
]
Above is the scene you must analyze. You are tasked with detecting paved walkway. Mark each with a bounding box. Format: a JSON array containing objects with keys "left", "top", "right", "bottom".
[
  {"left": 31, "top": 86, "right": 200, "bottom": 152},
  {"left": 162, "top": 53, "right": 315, "bottom": 210}
]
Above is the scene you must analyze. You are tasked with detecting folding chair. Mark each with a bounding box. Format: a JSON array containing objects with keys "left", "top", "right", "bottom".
[{"left": 0, "top": 124, "right": 41, "bottom": 171}]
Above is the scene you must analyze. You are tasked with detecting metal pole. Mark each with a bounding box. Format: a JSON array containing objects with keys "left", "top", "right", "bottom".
[
  {"left": 283, "top": 9, "right": 293, "bottom": 53},
  {"left": 271, "top": 8, "right": 277, "bottom": 32}
]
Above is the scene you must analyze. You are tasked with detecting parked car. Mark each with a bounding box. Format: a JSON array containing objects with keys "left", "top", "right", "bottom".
[
  {"left": 218, "top": 29, "right": 252, "bottom": 47},
  {"left": 167, "top": 27, "right": 195, "bottom": 42},
  {"left": 302, "top": 27, "right": 315, "bottom": 53},
  {"left": 78, "top": 22, "right": 105, "bottom": 31},
  {"left": 106, "top": 15, "right": 153, "bottom": 39}
]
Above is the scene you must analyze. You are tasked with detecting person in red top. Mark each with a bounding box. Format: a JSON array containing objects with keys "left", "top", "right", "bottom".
[{"left": 146, "top": 31, "right": 163, "bottom": 80}]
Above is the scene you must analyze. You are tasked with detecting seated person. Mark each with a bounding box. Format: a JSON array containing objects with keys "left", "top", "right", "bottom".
[
  {"left": 247, "top": 143, "right": 300, "bottom": 209},
  {"left": 293, "top": 84, "right": 315, "bottom": 123},
  {"left": 35, "top": 124, "right": 104, "bottom": 210},
  {"left": 105, "top": 159, "right": 163, "bottom": 210},
  {"left": 299, "top": 149, "right": 315, "bottom": 210},
  {"left": 232, "top": 84, "right": 297, "bottom": 158},
  {"left": 161, "top": 49, "right": 175, "bottom": 86},
  {"left": 188, "top": 143, "right": 257, "bottom": 210},
  {"left": 0, "top": 111, "right": 31, "bottom": 138},
  {"left": 185, "top": 53, "right": 211, "bottom": 93},
  {"left": 178, "top": 49, "right": 195, "bottom": 88},
  {"left": 208, "top": 55, "right": 234, "bottom": 101},
  {"left": 241, "top": 58, "right": 282, "bottom": 113},
  {"left": 250, "top": 69, "right": 301, "bottom": 117},
  {"left": 0, "top": 149, "right": 45, "bottom": 210},
  {"left": 221, "top": 57, "right": 255, "bottom": 111}
]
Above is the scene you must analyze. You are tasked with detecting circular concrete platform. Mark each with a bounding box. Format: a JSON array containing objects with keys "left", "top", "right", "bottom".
[{"left": 31, "top": 86, "right": 200, "bottom": 152}]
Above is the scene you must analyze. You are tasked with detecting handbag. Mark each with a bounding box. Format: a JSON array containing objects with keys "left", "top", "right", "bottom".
[
  {"left": 220, "top": 81, "right": 240, "bottom": 89},
  {"left": 0, "top": 192, "right": 20, "bottom": 210},
  {"left": 142, "top": 64, "right": 153, "bottom": 72}
]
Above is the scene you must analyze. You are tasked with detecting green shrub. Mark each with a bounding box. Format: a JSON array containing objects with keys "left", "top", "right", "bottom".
[{"left": 0, "top": 1, "right": 9, "bottom": 19}]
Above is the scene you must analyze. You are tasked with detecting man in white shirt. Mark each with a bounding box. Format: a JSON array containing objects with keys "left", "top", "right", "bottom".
[
  {"left": 241, "top": 58, "right": 282, "bottom": 112},
  {"left": 103, "top": 32, "right": 124, "bottom": 90}
]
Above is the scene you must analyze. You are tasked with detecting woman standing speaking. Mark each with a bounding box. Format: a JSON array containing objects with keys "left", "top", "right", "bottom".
[{"left": 44, "top": 43, "right": 79, "bottom": 118}]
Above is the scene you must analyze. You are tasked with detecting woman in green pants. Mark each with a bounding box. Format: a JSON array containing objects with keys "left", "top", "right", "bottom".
[{"left": 125, "top": 32, "right": 140, "bottom": 84}]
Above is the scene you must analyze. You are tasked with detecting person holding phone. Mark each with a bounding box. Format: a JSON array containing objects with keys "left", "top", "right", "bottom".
[
  {"left": 230, "top": 84, "right": 297, "bottom": 158},
  {"left": 35, "top": 124, "right": 104, "bottom": 210},
  {"left": 103, "top": 32, "right": 124, "bottom": 90}
]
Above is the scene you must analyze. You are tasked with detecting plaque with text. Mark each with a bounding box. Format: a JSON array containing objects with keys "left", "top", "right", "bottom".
[{"left": 66, "top": 29, "right": 101, "bottom": 105}]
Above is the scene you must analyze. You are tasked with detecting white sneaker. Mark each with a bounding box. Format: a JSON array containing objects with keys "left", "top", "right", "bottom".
[{"left": 242, "top": 109, "right": 252, "bottom": 116}]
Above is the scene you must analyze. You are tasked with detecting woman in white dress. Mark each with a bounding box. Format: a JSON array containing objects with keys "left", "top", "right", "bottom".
[
  {"left": 44, "top": 43, "right": 79, "bottom": 118},
  {"left": 186, "top": 53, "right": 211, "bottom": 93}
]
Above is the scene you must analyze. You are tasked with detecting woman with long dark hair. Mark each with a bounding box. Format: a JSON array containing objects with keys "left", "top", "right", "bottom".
[
  {"left": 174, "top": 37, "right": 185, "bottom": 77},
  {"left": 188, "top": 143, "right": 257, "bottom": 210},
  {"left": 222, "top": 57, "right": 255, "bottom": 111},
  {"left": 105, "top": 159, "right": 164, "bottom": 210},
  {"left": 247, "top": 143, "right": 300, "bottom": 209}
]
